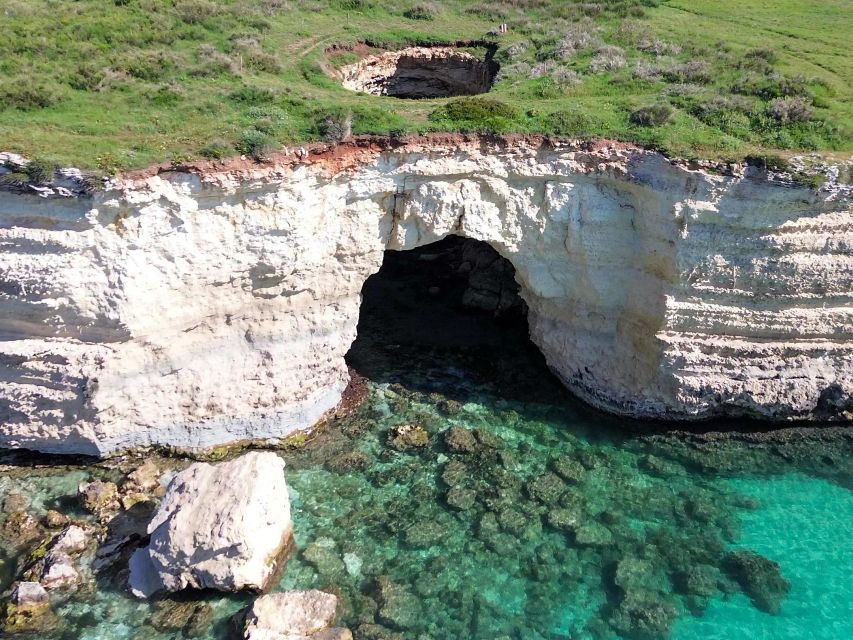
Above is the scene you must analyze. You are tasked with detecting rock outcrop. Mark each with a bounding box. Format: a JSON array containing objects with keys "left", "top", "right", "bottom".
[
  {"left": 0, "top": 135, "right": 850, "bottom": 455},
  {"left": 129, "top": 452, "right": 292, "bottom": 597},
  {"left": 243, "top": 590, "right": 350, "bottom": 640}
]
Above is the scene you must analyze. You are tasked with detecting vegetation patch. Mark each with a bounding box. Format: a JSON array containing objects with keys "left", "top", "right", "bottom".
[{"left": 0, "top": 0, "right": 849, "bottom": 168}]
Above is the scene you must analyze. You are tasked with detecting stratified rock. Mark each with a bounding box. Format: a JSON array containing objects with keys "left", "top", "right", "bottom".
[
  {"left": 724, "top": 550, "right": 791, "bottom": 614},
  {"left": 129, "top": 451, "right": 292, "bottom": 597},
  {"left": 386, "top": 425, "right": 429, "bottom": 451},
  {"left": 444, "top": 426, "right": 477, "bottom": 454},
  {"left": 243, "top": 590, "right": 344, "bottom": 640}
]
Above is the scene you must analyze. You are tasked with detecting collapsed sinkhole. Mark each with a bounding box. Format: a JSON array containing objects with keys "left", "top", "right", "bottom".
[
  {"left": 345, "top": 235, "right": 568, "bottom": 403},
  {"left": 338, "top": 46, "right": 499, "bottom": 99}
]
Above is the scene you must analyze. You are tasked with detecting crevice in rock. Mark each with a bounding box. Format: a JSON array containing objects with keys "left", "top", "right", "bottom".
[{"left": 339, "top": 46, "right": 498, "bottom": 99}]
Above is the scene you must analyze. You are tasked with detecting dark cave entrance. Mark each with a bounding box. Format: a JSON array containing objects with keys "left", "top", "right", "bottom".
[{"left": 344, "top": 235, "right": 567, "bottom": 404}]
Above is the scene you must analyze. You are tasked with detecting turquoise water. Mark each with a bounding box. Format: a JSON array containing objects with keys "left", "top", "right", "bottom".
[
  {"left": 2, "top": 382, "right": 849, "bottom": 640},
  {"left": 673, "top": 474, "right": 853, "bottom": 640}
]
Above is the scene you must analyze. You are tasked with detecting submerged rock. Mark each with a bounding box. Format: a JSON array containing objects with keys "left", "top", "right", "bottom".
[
  {"left": 129, "top": 451, "right": 292, "bottom": 597},
  {"left": 375, "top": 576, "right": 421, "bottom": 631},
  {"left": 444, "top": 426, "right": 478, "bottom": 454},
  {"left": 724, "top": 550, "right": 791, "bottom": 614},
  {"left": 386, "top": 424, "right": 429, "bottom": 451},
  {"left": 243, "top": 590, "right": 348, "bottom": 640},
  {"left": 326, "top": 450, "right": 371, "bottom": 474},
  {"left": 78, "top": 479, "right": 120, "bottom": 518}
]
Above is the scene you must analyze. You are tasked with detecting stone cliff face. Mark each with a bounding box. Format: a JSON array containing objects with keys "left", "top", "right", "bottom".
[{"left": 0, "top": 137, "right": 850, "bottom": 455}]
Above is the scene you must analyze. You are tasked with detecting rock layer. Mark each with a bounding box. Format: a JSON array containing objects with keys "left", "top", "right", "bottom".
[{"left": 0, "top": 136, "right": 850, "bottom": 455}]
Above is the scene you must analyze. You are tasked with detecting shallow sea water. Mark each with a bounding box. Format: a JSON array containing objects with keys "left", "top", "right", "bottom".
[{"left": 1, "top": 381, "right": 851, "bottom": 640}]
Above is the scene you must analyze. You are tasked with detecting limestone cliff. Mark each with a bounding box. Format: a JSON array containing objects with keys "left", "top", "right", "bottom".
[{"left": 0, "top": 136, "right": 850, "bottom": 455}]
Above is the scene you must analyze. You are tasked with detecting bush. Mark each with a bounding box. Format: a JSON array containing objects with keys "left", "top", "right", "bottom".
[
  {"left": 199, "top": 139, "right": 233, "bottom": 160},
  {"left": 430, "top": 97, "right": 519, "bottom": 133},
  {"left": 320, "top": 113, "right": 353, "bottom": 142},
  {"left": 236, "top": 129, "right": 276, "bottom": 161},
  {"left": 0, "top": 80, "right": 62, "bottom": 110},
  {"left": 120, "top": 52, "right": 173, "bottom": 81},
  {"left": 404, "top": 3, "right": 439, "bottom": 20},
  {"left": 766, "top": 96, "right": 813, "bottom": 123},
  {"left": 555, "top": 20, "right": 603, "bottom": 59},
  {"left": 229, "top": 85, "right": 276, "bottom": 104},
  {"left": 175, "top": 0, "right": 220, "bottom": 24},
  {"left": 663, "top": 60, "right": 712, "bottom": 84},
  {"left": 548, "top": 110, "right": 595, "bottom": 136},
  {"left": 732, "top": 72, "right": 808, "bottom": 99},
  {"left": 231, "top": 37, "right": 282, "bottom": 74},
  {"left": 745, "top": 154, "right": 788, "bottom": 172},
  {"left": 589, "top": 46, "right": 626, "bottom": 73},
  {"left": 630, "top": 104, "right": 673, "bottom": 127},
  {"left": 24, "top": 158, "right": 58, "bottom": 184}
]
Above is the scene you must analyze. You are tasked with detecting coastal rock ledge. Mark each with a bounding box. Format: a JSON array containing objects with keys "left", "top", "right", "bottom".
[
  {"left": 129, "top": 452, "right": 292, "bottom": 597},
  {"left": 0, "top": 136, "right": 851, "bottom": 455}
]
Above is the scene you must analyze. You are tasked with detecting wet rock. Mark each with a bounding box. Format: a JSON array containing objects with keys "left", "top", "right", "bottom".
[
  {"left": 445, "top": 486, "right": 476, "bottom": 511},
  {"left": 129, "top": 451, "right": 292, "bottom": 597},
  {"left": 185, "top": 603, "right": 215, "bottom": 638},
  {"left": 574, "top": 522, "right": 614, "bottom": 547},
  {"left": 444, "top": 426, "right": 478, "bottom": 454},
  {"left": 473, "top": 428, "right": 501, "bottom": 449},
  {"left": 387, "top": 424, "right": 429, "bottom": 451},
  {"left": 436, "top": 398, "right": 462, "bottom": 415},
  {"left": 42, "top": 510, "right": 70, "bottom": 529},
  {"left": 526, "top": 473, "right": 566, "bottom": 505},
  {"left": 303, "top": 539, "right": 346, "bottom": 580},
  {"left": 3, "top": 581, "right": 56, "bottom": 634},
  {"left": 78, "top": 480, "right": 120, "bottom": 518},
  {"left": 40, "top": 551, "right": 79, "bottom": 589},
  {"left": 440, "top": 459, "right": 469, "bottom": 487},
  {"left": 404, "top": 518, "right": 449, "bottom": 549},
  {"left": 546, "top": 506, "right": 582, "bottom": 532},
  {"left": 723, "top": 550, "right": 791, "bottom": 614},
  {"left": 3, "top": 492, "right": 29, "bottom": 513},
  {"left": 355, "top": 623, "right": 405, "bottom": 640},
  {"left": 676, "top": 563, "right": 721, "bottom": 598},
  {"left": 609, "top": 588, "right": 679, "bottom": 640},
  {"left": 550, "top": 455, "right": 585, "bottom": 483},
  {"left": 376, "top": 576, "right": 421, "bottom": 631},
  {"left": 326, "top": 450, "right": 371, "bottom": 474},
  {"left": 640, "top": 455, "right": 686, "bottom": 477},
  {"left": 243, "top": 590, "right": 344, "bottom": 639},
  {"left": 149, "top": 599, "right": 198, "bottom": 632},
  {"left": 51, "top": 525, "right": 87, "bottom": 555},
  {"left": 0, "top": 510, "right": 43, "bottom": 548}
]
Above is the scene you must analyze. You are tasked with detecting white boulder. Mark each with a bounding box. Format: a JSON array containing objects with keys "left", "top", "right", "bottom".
[
  {"left": 129, "top": 452, "right": 292, "bottom": 597},
  {"left": 244, "top": 590, "right": 350, "bottom": 640}
]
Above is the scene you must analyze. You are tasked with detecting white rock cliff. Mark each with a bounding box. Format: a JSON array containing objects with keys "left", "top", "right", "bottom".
[{"left": 0, "top": 136, "right": 850, "bottom": 455}]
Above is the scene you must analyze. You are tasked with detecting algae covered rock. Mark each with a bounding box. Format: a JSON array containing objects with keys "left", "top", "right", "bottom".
[
  {"left": 445, "top": 486, "right": 477, "bottom": 511},
  {"left": 326, "top": 450, "right": 371, "bottom": 474},
  {"left": 526, "top": 473, "right": 566, "bottom": 505},
  {"left": 375, "top": 576, "right": 421, "bottom": 631},
  {"left": 2, "top": 581, "right": 57, "bottom": 635},
  {"left": 78, "top": 479, "right": 120, "bottom": 517},
  {"left": 386, "top": 424, "right": 429, "bottom": 451},
  {"left": 444, "top": 426, "right": 478, "bottom": 454},
  {"left": 550, "top": 455, "right": 585, "bottom": 483},
  {"left": 724, "top": 550, "right": 791, "bottom": 614}
]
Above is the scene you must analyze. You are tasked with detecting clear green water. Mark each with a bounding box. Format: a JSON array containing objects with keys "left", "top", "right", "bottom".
[{"left": 1, "top": 383, "right": 851, "bottom": 640}]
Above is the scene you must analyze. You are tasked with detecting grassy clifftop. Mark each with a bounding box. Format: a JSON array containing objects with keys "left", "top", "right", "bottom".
[{"left": 0, "top": 0, "right": 850, "bottom": 171}]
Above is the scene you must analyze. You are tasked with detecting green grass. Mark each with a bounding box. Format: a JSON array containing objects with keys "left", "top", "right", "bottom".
[{"left": 0, "top": 0, "right": 849, "bottom": 171}]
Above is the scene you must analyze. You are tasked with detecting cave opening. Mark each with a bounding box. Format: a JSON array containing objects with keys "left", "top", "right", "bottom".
[
  {"left": 345, "top": 235, "right": 567, "bottom": 404},
  {"left": 339, "top": 46, "right": 498, "bottom": 99}
]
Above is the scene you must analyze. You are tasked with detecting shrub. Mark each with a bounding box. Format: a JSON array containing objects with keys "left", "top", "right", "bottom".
[
  {"left": 430, "top": 97, "right": 518, "bottom": 133},
  {"left": 745, "top": 154, "right": 788, "bottom": 172},
  {"left": 24, "top": 157, "right": 58, "bottom": 184},
  {"left": 766, "top": 96, "right": 814, "bottom": 123},
  {"left": 231, "top": 37, "right": 282, "bottom": 74},
  {"left": 404, "top": 3, "right": 439, "bottom": 20},
  {"left": 555, "top": 20, "right": 603, "bottom": 59},
  {"left": 0, "top": 80, "right": 61, "bottom": 110},
  {"left": 236, "top": 129, "right": 276, "bottom": 161},
  {"left": 229, "top": 85, "right": 276, "bottom": 104},
  {"left": 120, "top": 52, "right": 173, "bottom": 81},
  {"left": 589, "top": 46, "right": 626, "bottom": 73},
  {"left": 663, "top": 60, "right": 712, "bottom": 84},
  {"left": 630, "top": 103, "right": 673, "bottom": 127},
  {"left": 199, "top": 139, "right": 233, "bottom": 160},
  {"left": 175, "top": 0, "right": 220, "bottom": 24},
  {"left": 548, "top": 110, "right": 595, "bottom": 136},
  {"left": 195, "top": 44, "right": 240, "bottom": 76},
  {"left": 732, "top": 72, "right": 808, "bottom": 99},
  {"left": 637, "top": 38, "right": 681, "bottom": 56},
  {"left": 320, "top": 113, "right": 353, "bottom": 142}
]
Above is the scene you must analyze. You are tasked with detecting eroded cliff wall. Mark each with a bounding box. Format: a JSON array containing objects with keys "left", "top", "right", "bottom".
[{"left": 1, "top": 138, "right": 850, "bottom": 455}]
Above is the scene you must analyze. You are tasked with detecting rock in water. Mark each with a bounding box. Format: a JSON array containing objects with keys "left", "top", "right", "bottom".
[
  {"left": 243, "top": 590, "right": 351, "bottom": 640},
  {"left": 129, "top": 452, "right": 292, "bottom": 597}
]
